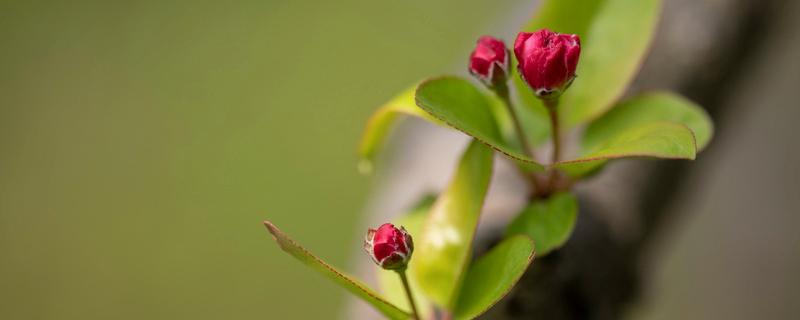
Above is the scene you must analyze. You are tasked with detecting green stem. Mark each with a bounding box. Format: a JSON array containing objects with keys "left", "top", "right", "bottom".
[
  {"left": 544, "top": 98, "right": 561, "bottom": 164},
  {"left": 398, "top": 269, "right": 420, "bottom": 320},
  {"left": 495, "top": 83, "right": 536, "bottom": 160},
  {"left": 494, "top": 83, "right": 548, "bottom": 196},
  {"left": 544, "top": 98, "right": 562, "bottom": 192}
]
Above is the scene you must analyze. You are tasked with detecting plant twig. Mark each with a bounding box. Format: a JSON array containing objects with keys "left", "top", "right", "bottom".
[
  {"left": 543, "top": 98, "right": 562, "bottom": 192},
  {"left": 398, "top": 269, "right": 420, "bottom": 320},
  {"left": 494, "top": 83, "right": 548, "bottom": 195},
  {"left": 495, "top": 82, "right": 536, "bottom": 160},
  {"left": 543, "top": 98, "right": 561, "bottom": 164}
]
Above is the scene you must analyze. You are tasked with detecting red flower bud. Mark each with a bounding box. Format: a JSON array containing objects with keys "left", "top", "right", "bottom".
[
  {"left": 469, "top": 36, "right": 509, "bottom": 86},
  {"left": 514, "top": 29, "right": 581, "bottom": 98},
  {"left": 363, "top": 223, "right": 413, "bottom": 270}
]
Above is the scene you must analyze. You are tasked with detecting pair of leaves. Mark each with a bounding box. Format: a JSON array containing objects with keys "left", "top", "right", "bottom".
[
  {"left": 414, "top": 78, "right": 709, "bottom": 172},
  {"left": 265, "top": 141, "right": 534, "bottom": 319},
  {"left": 402, "top": 141, "right": 535, "bottom": 318}
]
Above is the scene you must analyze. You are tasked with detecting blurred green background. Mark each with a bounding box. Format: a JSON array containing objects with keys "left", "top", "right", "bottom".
[{"left": 0, "top": 0, "right": 526, "bottom": 318}]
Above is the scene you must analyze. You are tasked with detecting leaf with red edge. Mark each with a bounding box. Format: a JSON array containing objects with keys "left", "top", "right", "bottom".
[
  {"left": 263, "top": 221, "right": 411, "bottom": 320},
  {"left": 453, "top": 235, "right": 535, "bottom": 320}
]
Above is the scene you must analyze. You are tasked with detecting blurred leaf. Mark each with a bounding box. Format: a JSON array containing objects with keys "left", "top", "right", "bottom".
[
  {"left": 513, "top": 0, "right": 610, "bottom": 143},
  {"left": 415, "top": 77, "right": 544, "bottom": 171},
  {"left": 556, "top": 121, "right": 696, "bottom": 175},
  {"left": 411, "top": 140, "right": 494, "bottom": 310},
  {"left": 557, "top": 160, "right": 608, "bottom": 178},
  {"left": 583, "top": 92, "right": 714, "bottom": 152},
  {"left": 377, "top": 196, "right": 435, "bottom": 319},
  {"left": 522, "top": 0, "right": 607, "bottom": 36},
  {"left": 559, "top": 0, "right": 661, "bottom": 127},
  {"left": 558, "top": 93, "right": 711, "bottom": 177},
  {"left": 505, "top": 192, "right": 578, "bottom": 255},
  {"left": 453, "top": 235, "right": 535, "bottom": 320},
  {"left": 263, "top": 222, "right": 411, "bottom": 320},
  {"left": 358, "top": 85, "right": 442, "bottom": 172},
  {"left": 509, "top": 72, "right": 551, "bottom": 147},
  {"left": 516, "top": 0, "right": 661, "bottom": 128}
]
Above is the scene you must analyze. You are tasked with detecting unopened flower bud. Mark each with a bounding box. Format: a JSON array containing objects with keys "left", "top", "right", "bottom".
[
  {"left": 514, "top": 29, "right": 581, "bottom": 99},
  {"left": 469, "top": 36, "right": 510, "bottom": 86},
  {"left": 363, "top": 223, "right": 413, "bottom": 270}
]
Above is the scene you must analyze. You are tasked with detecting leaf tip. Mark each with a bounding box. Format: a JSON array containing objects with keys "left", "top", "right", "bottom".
[{"left": 263, "top": 220, "right": 280, "bottom": 242}]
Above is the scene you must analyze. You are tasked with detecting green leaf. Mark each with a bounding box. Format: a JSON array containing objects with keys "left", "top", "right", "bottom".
[
  {"left": 513, "top": 0, "right": 610, "bottom": 138},
  {"left": 582, "top": 92, "right": 714, "bottom": 152},
  {"left": 556, "top": 121, "right": 697, "bottom": 175},
  {"left": 560, "top": 0, "right": 661, "bottom": 127},
  {"left": 522, "top": 0, "right": 608, "bottom": 36},
  {"left": 510, "top": 0, "right": 661, "bottom": 148},
  {"left": 415, "top": 76, "right": 545, "bottom": 171},
  {"left": 358, "top": 85, "right": 442, "bottom": 173},
  {"left": 557, "top": 93, "right": 711, "bottom": 177},
  {"left": 377, "top": 197, "right": 435, "bottom": 319},
  {"left": 505, "top": 192, "right": 578, "bottom": 256},
  {"left": 453, "top": 235, "right": 535, "bottom": 320},
  {"left": 411, "top": 140, "right": 494, "bottom": 310},
  {"left": 516, "top": 0, "right": 661, "bottom": 128},
  {"left": 263, "top": 221, "right": 411, "bottom": 320}
]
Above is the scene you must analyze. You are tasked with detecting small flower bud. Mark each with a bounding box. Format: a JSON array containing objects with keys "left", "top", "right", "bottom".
[
  {"left": 469, "top": 36, "right": 510, "bottom": 86},
  {"left": 514, "top": 29, "right": 581, "bottom": 99},
  {"left": 363, "top": 223, "right": 413, "bottom": 270}
]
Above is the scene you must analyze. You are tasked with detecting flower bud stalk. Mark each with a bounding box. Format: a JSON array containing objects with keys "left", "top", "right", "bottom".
[{"left": 398, "top": 269, "right": 420, "bottom": 320}]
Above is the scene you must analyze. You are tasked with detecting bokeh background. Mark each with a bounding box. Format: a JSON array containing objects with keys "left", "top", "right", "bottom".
[{"left": 1, "top": 0, "right": 798, "bottom": 319}]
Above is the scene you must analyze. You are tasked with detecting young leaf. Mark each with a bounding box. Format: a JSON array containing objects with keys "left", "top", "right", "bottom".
[
  {"left": 263, "top": 221, "right": 411, "bottom": 320},
  {"left": 358, "top": 85, "right": 442, "bottom": 172},
  {"left": 582, "top": 92, "right": 713, "bottom": 152},
  {"left": 556, "top": 121, "right": 696, "bottom": 175},
  {"left": 453, "top": 235, "right": 535, "bottom": 320},
  {"left": 411, "top": 140, "right": 494, "bottom": 310},
  {"left": 505, "top": 192, "right": 578, "bottom": 256},
  {"left": 415, "top": 76, "right": 544, "bottom": 171},
  {"left": 377, "top": 197, "right": 435, "bottom": 318}
]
